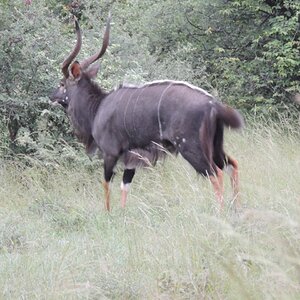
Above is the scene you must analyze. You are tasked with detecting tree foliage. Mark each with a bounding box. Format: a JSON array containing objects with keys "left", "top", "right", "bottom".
[{"left": 0, "top": 0, "right": 299, "bottom": 160}]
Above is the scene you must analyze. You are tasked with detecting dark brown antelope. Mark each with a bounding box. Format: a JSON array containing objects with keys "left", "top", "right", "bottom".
[{"left": 50, "top": 15, "right": 243, "bottom": 211}]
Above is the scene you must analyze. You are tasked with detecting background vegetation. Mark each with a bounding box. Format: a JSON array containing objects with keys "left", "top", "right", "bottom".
[
  {"left": 0, "top": 0, "right": 299, "bottom": 159},
  {"left": 0, "top": 1, "right": 299, "bottom": 298}
]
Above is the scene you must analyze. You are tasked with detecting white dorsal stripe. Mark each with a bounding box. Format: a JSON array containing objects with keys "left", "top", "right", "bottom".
[{"left": 121, "top": 80, "right": 212, "bottom": 97}]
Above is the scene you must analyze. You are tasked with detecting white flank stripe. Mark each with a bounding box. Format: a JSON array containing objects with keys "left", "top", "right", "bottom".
[{"left": 121, "top": 80, "right": 212, "bottom": 97}]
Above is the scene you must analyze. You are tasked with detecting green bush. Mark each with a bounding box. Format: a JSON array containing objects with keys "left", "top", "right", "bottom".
[{"left": 0, "top": 0, "right": 299, "bottom": 162}]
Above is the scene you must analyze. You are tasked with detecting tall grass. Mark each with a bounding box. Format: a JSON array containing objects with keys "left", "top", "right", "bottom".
[{"left": 0, "top": 120, "right": 299, "bottom": 299}]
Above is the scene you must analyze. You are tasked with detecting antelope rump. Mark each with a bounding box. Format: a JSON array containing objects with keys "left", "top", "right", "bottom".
[{"left": 49, "top": 15, "right": 244, "bottom": 211}]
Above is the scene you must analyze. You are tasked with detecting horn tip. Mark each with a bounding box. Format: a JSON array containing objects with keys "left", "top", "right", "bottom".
[{"left": 74, "top": 18, "right": 80, "bottom": 31}]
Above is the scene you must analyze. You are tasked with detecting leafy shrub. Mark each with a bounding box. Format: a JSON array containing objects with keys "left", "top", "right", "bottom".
[{"left": 0, "top": 0, "right": 299, "bottom": 162}]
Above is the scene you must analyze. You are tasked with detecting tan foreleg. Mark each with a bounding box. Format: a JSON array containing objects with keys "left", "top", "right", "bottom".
[
  {"left": 120, "top": 182, "right": 130, "bottom": 208},
  {"left": 103, "top": 181, "right": 110, "bottom": 211}
]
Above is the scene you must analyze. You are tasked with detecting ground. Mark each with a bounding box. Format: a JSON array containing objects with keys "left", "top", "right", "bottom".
[{"left": 0, "top": 122, "right": 299, "bottom": 299}]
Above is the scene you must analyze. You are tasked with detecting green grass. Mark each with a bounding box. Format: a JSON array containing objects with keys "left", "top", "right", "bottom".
[{"left": 0, "top": 122, "right": 300, "bottom": 299}]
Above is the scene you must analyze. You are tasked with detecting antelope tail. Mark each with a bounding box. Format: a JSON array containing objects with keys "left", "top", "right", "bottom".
[{"left": 215, "top": 103, "right": 244, "bottom": 129}]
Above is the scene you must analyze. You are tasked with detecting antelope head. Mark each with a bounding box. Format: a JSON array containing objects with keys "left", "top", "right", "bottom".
[{"left": 49, "top": 14, "right": 111, "bottom": 108}]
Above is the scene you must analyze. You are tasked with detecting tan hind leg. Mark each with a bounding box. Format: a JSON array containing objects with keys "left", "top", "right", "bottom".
[
  {"left": 209, "top": 167, "right": 224, "bottom": 210},
  {"left": 226, "top": 156, "right": 240, "bottom": 210}
]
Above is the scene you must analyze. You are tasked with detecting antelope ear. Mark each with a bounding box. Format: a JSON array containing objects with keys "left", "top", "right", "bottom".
[
  {"left": 70, "top": 61, "right": 81, "bottom": 79},
  {"left": 86, "top": 63, "right": 100, "bottom": 79}
]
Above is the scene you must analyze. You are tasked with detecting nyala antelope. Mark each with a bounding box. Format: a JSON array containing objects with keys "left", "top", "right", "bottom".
[{"left": 50, "top": 15, "right": 243, "bottom": 211}]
